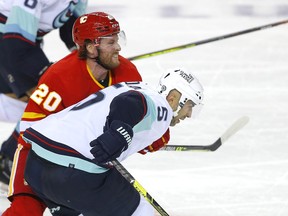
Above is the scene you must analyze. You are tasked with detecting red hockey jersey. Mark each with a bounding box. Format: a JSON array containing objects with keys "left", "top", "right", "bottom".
[{"left": 20, "top": 51, "right": 142, "bottom": 135}]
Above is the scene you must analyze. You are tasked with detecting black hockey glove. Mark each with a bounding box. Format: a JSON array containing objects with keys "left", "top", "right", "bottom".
[{"left": 90, "top": 120, "right": 133, "bottom": 164}]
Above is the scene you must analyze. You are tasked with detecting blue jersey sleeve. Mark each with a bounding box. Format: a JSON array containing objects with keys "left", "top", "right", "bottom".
[{"left": 107, "top": 90, "right": 148, "bottom": 128}]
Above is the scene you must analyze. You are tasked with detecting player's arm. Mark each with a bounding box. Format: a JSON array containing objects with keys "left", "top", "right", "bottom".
[
  {"left": 138, "top": 128, "right": 170, "bottom": 154},
  {"left": 90, "top": 90, "right": 148, "bottom": 164},
  {"left": 21, "top": 71, "right": 66, "bottom": 130}
]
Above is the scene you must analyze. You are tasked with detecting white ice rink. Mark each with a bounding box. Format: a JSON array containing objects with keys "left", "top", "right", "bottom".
[{"left": 1, "top": 0, "right": 288, "bottom": 215}]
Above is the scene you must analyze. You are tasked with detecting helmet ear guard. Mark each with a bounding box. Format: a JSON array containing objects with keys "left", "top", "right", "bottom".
[{"left": 157, "top": 67, "right": 204, "bottom": 118}]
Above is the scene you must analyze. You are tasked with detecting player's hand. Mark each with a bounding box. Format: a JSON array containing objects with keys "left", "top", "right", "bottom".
[
  {"left": 90, "top": 120, "right": 133, "bottom": 164},
  {"left": 138, "top": 128, "right": 170, "bottom": 154}
]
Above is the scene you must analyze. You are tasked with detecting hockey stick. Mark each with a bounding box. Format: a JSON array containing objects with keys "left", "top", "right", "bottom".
[
  {"left": 161, "top": 116, "right": 249, "bottom": 152},
  {"left": 128, "top": 19, "right": 288, "bottom": 61},
  {"left": 111, "top": 160, "right": 169, "bottom": 216}
]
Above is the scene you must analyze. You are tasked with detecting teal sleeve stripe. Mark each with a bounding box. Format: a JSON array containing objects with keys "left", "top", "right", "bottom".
[
  {"left": 73, "top": 0, "right": 88, "bottom": 16},
  {"left": 4, "top": 6, "right": 39, "bottom": 42},
  {"left": 133, "top": 93, "right": 157, "bottom": 133},
  {"left": 0, "top": 23, "right": 4, "bottom": 33},
  {"left": 24, "top": 137, "right": 108, "bottom": 174}
]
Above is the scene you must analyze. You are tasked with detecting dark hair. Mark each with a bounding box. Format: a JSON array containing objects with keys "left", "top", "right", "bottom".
[{"left": 77, "top": 39, "right": 94, "bottom": 60}]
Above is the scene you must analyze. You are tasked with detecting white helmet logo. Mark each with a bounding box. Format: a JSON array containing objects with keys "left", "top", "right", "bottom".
[
  {"left": 177, "top": 69, "right": 194, "bottom": 83},
  {"left": 107, "top": 15, "right": 115, "bottom": 20},
  {"left": 80, "top": 16, "right": 88, "bottom": 24}
]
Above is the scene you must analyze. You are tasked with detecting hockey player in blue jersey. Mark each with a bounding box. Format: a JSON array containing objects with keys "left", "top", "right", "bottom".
[
  {"left": 22, "top": 67, "right": 204, "bottom": 216},
  {"left": 0, "top": 0, "right": 87, "bottom": 185}
]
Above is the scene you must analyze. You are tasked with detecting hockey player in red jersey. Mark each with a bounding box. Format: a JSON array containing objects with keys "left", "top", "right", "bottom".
[
  {"left": 21, "top": 68, "right": 204, "bottom": 216},
  {"left": 2, "top": 11, "right": 157, "bottom": 216}
]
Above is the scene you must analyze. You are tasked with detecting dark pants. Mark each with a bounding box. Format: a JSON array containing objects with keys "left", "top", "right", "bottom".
[
  {"left": 0, "top": 30, "right": 50, "bottom": 98},
  {"left": 0, "top": 75, "right": 13, "bottom": 93},
  {"left": 24, "top": 150, "right": 140, "bottom": 216},
  {"left": 0, "top": 32, "right": 13, "bottom": 94},
  {"left": 0, "top": 129, "right": 19, "bottom": 160}
]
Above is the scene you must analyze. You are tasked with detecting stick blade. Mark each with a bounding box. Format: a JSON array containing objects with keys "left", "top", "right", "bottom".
[{"left": 220, "top": 116, "right": 249, "bottom": 144}]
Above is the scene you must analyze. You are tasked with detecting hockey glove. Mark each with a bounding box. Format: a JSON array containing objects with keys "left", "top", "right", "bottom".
[
  {"left": 90, "top": 120, "right": 133, "bottom": 164},
  {"left": 138, "top": 128, "right": 170, "bottom": 154}
]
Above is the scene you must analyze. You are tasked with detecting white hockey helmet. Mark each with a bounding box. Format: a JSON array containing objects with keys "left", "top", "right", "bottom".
[{"left": 157, "top": 67, "right": 204, "bottom": 116}]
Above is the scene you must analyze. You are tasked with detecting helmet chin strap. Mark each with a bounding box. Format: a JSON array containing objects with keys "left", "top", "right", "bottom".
[
  {"left": 88, "top": 48, "right": 107, "bottom": 69},
  {"left": 95, "top": 47, "right": 104, "bottom": 67},
  {"left": 173, "top": 103, "right": 182, "bottom": 117},
  {"left": 95, "top": 57, "right": 105, "bottom": 68}
]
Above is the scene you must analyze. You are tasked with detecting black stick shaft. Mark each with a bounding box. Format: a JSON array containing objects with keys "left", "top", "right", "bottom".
[
  {"left": 112, "top": 160, "right": 170, "bottom": 216},
  {"left": 161, "top": 116, "right": 249, "bottom": 152},
  {"left": 161, "top": 138, "right": 222, "bottom": 152}
]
